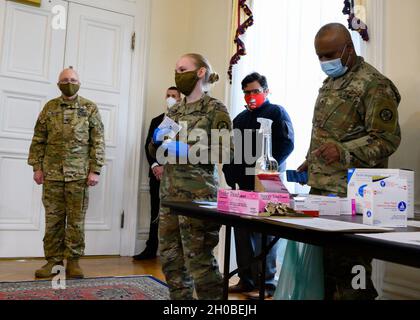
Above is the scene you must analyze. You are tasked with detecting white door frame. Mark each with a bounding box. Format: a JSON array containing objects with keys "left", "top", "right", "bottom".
[
  {"left": 64, "top": 0, "right": 151, "bottom": 256},
  {"left": 119, "top": 0, "right": 151, "bottom": 256}
]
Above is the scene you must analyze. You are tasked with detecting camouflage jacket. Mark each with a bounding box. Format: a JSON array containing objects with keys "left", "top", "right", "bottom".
[
  {"left": 308, "top": 57, "right": 401, "bottom": 196},
  {"left": 149, "top": 94, "right": 233, "bottom": 202},
  {"left": 28, "top": 96, "right": 105, "bottom": 182}
]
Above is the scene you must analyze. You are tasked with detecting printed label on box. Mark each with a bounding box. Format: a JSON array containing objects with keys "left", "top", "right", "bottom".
[
  {"left": 347, "top": 168, "right": 414, "bottom": 218},
  {"left": 363, "top": 177, "right": 408, "bottom": 227}
]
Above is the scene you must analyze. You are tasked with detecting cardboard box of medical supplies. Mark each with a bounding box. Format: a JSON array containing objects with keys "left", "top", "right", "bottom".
[
  {"left": 217, "top": 189, "right": 289, "bottom": 216},
  {"left": 291, "top": 196, "right": 320, "bottom": 217},
  {"left": 363, "top": 176, "right": 408, "bottom": 227},
  {"left": 291, "top": 195, "right": 353, "bottom": 217},
  {"left": 347, "top": 168, "right": 414, "bottom": 218}
]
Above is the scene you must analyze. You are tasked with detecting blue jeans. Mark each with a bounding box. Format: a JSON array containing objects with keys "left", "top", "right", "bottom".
[{"left": 234, "top": 227, "right": 278, "bottom": 290}]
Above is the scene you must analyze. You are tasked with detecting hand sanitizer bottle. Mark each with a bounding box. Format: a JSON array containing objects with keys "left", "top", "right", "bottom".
[{"left": 255, "top": 118, "right": 279, "bottom": 192}]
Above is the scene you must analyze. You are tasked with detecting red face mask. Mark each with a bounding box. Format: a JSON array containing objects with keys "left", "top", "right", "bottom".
[{"left": 244, "top": 93, "right": 266, "bottom": 110}]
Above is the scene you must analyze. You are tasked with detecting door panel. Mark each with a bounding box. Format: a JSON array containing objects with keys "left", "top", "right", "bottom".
[
  {"left": 0, "top": 0, "right": 67, "bottom": 257},
  {"left": 65, "top": 3, "right": 134, "bottom": 255}
]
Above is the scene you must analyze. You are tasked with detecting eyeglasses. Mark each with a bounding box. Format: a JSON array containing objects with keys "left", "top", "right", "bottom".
[
  {"left": 243, "top": 88, "right": 264, "bottom": 95},
  {"left": 58, "top": 78, "right": 79, "bottom": 84}
]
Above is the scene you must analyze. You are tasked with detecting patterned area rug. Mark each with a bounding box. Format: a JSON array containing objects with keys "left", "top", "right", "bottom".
[{"left": 0, "top": 276, "right": 169, "bottom": 300}]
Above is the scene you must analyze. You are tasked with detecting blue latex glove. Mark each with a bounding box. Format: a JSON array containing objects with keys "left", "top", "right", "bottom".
[
  {"left": 153, "top": 128, "right": 173, "bottom": 145},
  {"left": 166, "top": 141, "right": 189, "bottom": 158},
  {"left": 286, "top": 170, "right": 308, "bottom": 184}
]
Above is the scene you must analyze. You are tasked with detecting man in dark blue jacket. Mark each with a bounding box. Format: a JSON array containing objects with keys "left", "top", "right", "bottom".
[{"left": 223, "top": 72, "right": 294, "bottom": 299}]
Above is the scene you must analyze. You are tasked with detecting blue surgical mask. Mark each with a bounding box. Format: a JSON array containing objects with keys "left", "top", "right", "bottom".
[{"left": 320, "top": 45, "right": 350, "bottom": 78}]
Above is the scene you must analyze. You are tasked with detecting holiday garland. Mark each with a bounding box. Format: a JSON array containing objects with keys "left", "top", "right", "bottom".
[
  {"left": 228, "top": 0, "right": 254, "bottom": 83},
  {"left": 342, "top": 0, "right": 369, "bottom": 41}
]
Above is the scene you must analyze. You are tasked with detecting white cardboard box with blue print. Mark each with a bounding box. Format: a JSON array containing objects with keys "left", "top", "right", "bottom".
[
  {"left": 362, "top": 176, "right": 409, "bottom": 227},
  {"left": 347, "top": 169, "right": 414, "bottom": 219}
]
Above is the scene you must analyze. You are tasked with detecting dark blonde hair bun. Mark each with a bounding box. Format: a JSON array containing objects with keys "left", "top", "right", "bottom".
[{"left": 208, "top": 73, "right": 219, "bottom": 84}]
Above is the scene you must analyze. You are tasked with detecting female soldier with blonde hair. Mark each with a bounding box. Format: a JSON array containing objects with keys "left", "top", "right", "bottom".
[{"left": 150, "top": 53, "right": 233, "bottom": 300}]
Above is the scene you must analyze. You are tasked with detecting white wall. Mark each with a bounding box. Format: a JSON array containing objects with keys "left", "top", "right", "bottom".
[
  {"left": 384, "top": 0, "right": 420, "bottom": 206},
  {"left": 374, "top": 0, "right": 420, "bottom": 300}
]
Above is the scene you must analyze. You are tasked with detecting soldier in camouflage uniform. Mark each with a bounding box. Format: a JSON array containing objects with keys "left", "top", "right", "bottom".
[
  {"left": 28, "top": 67, "right": 105, "bottom": 279},
  {"left": 149, "top": 53, "right": 233, "bottom": 300},
  {"left": 298, "top": 24, "right": 401, "bottom": 300}
]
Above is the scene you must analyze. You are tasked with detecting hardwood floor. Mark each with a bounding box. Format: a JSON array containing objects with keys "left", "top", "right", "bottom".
[
  {"left": 0, "top": 256, "right": 164, "bottom": 282},
  {"left": 0, "top": 256, "right": 247, "bottom": 300}
]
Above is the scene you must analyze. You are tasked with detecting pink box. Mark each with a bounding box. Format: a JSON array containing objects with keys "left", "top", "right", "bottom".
[
  {"left": 258, "top": 192, "right": 290, "bottom": 212},
  {"left": 217, "top": 189, "right": 290, "bottom": 216},
  {"left": 217, "top": 189, "right": 230, "bottom": 212},
  {"left": 229, "top": 190, "right": 260, "bottom": 215}
]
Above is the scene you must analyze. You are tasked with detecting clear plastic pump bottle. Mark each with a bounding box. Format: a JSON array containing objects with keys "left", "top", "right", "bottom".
[{"left": 255, "top": 118, "right": 279, "bottom": 192}]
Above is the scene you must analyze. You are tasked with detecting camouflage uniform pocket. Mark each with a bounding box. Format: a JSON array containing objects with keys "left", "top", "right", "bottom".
[{"left": 73, "top": 112, "right": 90, "bottom": 144}]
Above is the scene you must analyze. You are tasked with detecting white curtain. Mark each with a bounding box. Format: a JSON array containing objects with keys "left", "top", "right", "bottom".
[{"left": 230, "top": 0, "right": 363, "bottom": 193}]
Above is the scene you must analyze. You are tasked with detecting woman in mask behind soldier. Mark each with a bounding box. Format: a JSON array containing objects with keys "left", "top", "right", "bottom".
[{"left": 149, "top": 53, "right": 233, "bottom": 300}]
